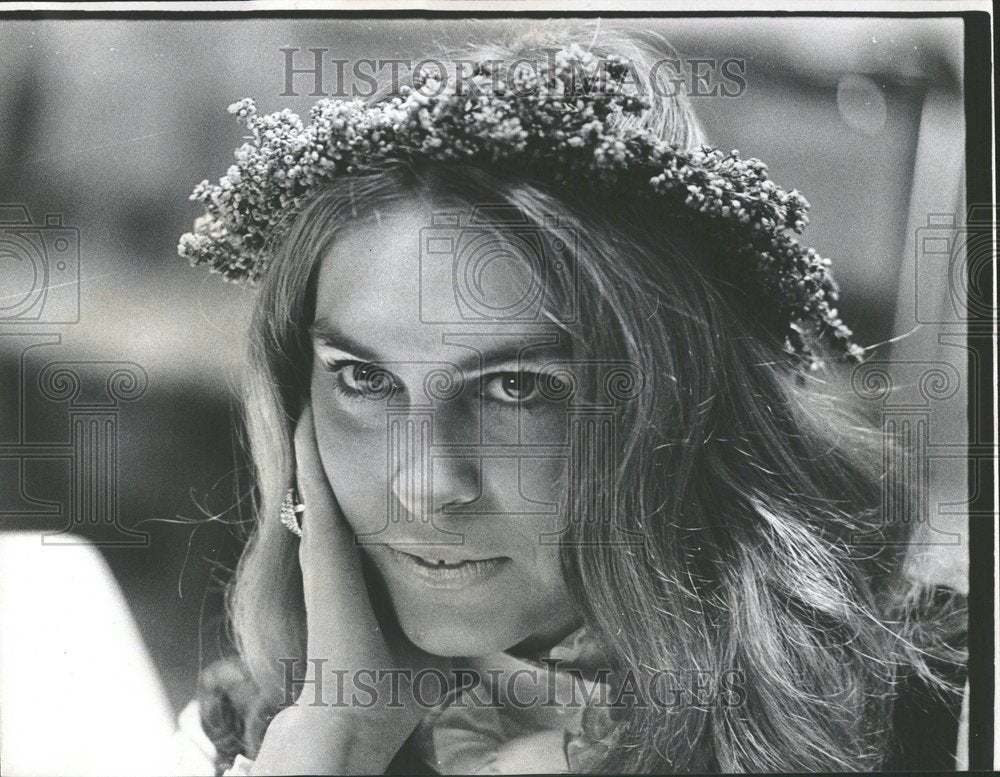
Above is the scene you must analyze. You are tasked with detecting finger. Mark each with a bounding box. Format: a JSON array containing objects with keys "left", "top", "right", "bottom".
[
  {"left": 293, "top": 403, "right": 357, "bottom": 552},
  {"left": 292, "top": 402, "right": 378, "bottom": 651},
  {"left": 292, "top": 403, "right": 331, "bottom": 517}
]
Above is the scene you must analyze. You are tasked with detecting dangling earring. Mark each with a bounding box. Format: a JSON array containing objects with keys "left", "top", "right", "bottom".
[{"left": 280, "top": 487, "right": 305, "bottom": 537}]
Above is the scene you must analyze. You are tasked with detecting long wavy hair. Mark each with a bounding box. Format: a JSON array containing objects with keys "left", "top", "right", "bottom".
[{"left": 199, "top": 22, "right": 965, "bottom": 773}]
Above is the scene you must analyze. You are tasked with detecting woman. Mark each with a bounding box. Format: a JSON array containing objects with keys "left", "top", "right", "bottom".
[{"left": 177, "top": 25, "right": 966, "bottom": 774}]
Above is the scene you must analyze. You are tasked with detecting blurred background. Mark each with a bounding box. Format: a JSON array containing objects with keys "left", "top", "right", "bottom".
[{"left": 0, "top": 14, "right": 970, "bottom": 738}]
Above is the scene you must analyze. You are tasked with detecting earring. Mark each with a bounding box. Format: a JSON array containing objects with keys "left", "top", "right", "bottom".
[{"left": 280, "top": 487, "right": 305, "bottom": 537}]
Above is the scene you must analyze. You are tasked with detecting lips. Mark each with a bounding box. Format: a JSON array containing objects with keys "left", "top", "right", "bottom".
[{"left": 385, "top": 545, "right": 511, "bottom": 589}]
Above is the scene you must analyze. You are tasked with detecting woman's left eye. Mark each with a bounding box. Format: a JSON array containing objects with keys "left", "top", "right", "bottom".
[{"left": 483, "top": 372, "right": 540, "bottom": 404}]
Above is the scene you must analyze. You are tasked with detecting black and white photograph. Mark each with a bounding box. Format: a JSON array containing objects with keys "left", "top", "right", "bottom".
[{"left": 0, "top": 2, "right": 994, "bottom": 774}]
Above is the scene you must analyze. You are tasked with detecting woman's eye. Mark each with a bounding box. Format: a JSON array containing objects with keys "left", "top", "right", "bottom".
[
  {"left": 484, "top": 372, "right": 539, "bottom": 404},
  {"left": 328, "top": 361, "right": 400, "bottom": 399}
]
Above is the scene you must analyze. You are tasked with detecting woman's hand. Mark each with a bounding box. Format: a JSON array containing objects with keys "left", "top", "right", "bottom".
[
  {"left": 296, "top": 401, "right": 397, "bottom": 687},
  {"left": 251, "top": 402, "right": 445, "bottom": 775}
]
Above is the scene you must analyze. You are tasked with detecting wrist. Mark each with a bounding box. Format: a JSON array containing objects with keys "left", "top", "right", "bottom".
[{"left": 252, "top": 703, "right": 416, "bottom": 775}]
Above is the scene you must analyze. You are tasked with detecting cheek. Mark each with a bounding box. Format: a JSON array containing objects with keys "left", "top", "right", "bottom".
[
  {"left": 530, "top": 542, "right": 571, "bottom": 599},
  {"left": 495, "top": 459, "right": 568, "bottom": 544},
  {"left": 480, "top": 404, "right": 571, "bottom": 519},
  {"left": 484, "top": 459, "right": 570, "bottom": 595},
  {"left": 309, "top": 375, "right": 390, "bottom": 533},
  {"left": 481, "top": 469, "right": 558, "bottom": 544},
  {"left": 516, "top": 541, "right": 576, "bottom": 638}
]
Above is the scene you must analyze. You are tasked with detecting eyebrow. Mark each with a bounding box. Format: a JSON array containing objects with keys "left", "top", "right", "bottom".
[
  {"left": 310, "top": 318, "right": 382, "bottom": 363},
  {"left": 309, "top": 317, "right": 567, "bottom": 371}
]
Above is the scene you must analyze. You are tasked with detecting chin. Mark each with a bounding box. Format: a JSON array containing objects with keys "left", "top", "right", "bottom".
[{"left": 399, "top": 613, "right": 522, "bottom": 657}]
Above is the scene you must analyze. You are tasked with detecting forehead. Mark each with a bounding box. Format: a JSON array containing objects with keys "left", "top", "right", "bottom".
[{"left": 313, "top": 203, "right": 569, "bottom": 361}]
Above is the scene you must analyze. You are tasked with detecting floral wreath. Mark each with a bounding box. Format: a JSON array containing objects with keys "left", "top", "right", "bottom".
[{"left": 178, "top": 43, "right": 865, "bottom": 366}]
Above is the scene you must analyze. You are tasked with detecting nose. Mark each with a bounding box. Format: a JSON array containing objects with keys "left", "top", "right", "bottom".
[{"left": 388, "top": 410, "right": 480, "bottom": 523}]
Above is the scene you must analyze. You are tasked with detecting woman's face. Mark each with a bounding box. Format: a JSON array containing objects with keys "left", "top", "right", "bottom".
[{"left": 309, "top": 202, "right": 582, "bottom": 657}]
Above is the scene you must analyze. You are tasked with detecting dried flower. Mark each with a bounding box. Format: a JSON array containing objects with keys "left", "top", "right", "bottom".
[{"left": 179, "top": 46, "right": 861, "bottom": 365}]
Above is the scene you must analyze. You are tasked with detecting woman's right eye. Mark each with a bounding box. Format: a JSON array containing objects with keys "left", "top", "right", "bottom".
[{"left": 326, "top": 360, "right": 401, "bottom": 399}]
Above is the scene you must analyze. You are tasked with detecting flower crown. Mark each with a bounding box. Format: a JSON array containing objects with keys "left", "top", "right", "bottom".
[{"left": 178, "top": 43, "right": 864, "bottom": 365}]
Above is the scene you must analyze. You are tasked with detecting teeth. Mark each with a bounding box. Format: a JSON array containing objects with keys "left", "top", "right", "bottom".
[{"left": 392, "top": 548, "right": 488, "bottom": 568}]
